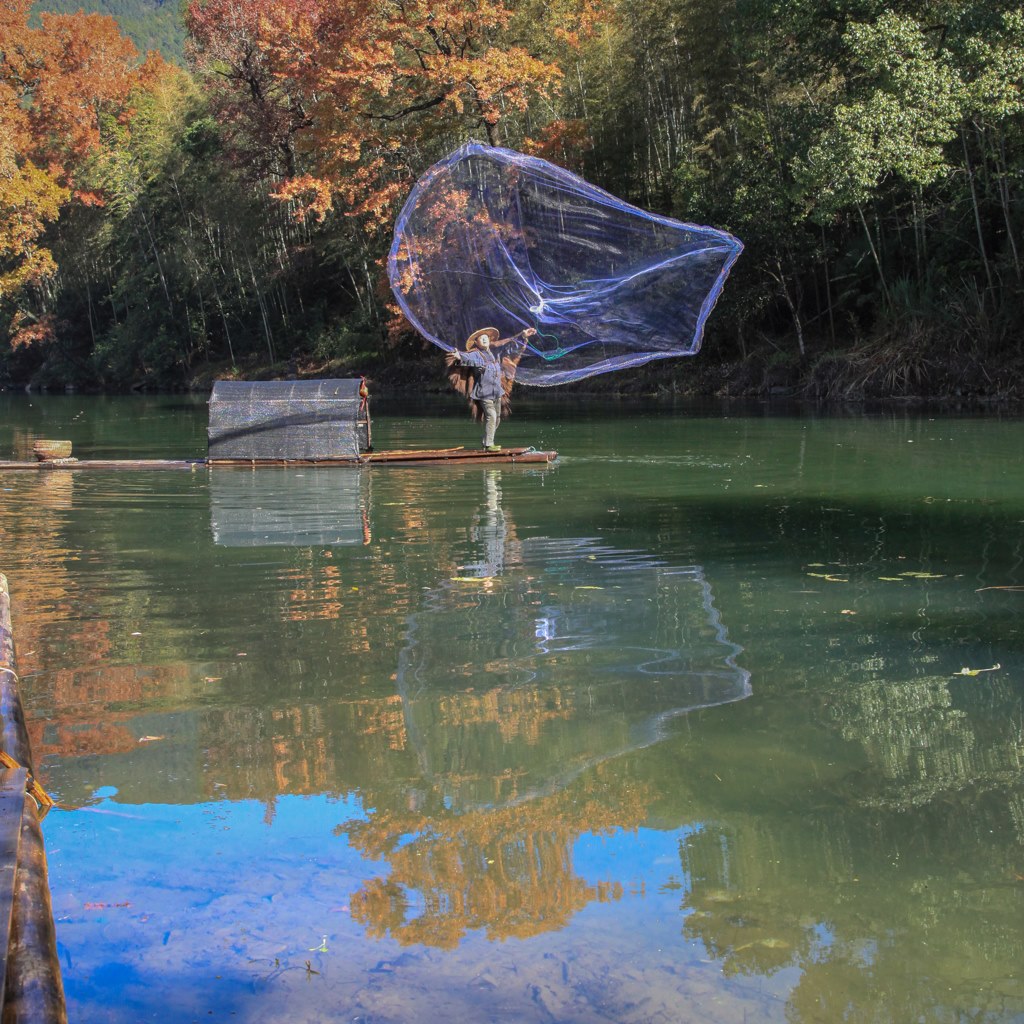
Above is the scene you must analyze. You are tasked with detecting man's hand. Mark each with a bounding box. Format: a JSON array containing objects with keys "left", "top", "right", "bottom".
[{"left": 523, "top": 327, "right": 537, "bottom": 338}]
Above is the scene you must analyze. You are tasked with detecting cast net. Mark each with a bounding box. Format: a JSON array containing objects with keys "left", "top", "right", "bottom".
[{"left": 388, "top": 142, "right": 743, "bottom": 386}]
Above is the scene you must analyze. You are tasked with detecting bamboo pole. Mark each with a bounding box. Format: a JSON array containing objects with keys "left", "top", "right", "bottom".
[
  {"left": 0, "top": 449, "right": 558, "bottom": 471},
  {"left": 0, "top": 575, "right": 67, "bottom": 1024},
  {"left": 2, "top": 795, "right": 65, "bottom": 1024}
]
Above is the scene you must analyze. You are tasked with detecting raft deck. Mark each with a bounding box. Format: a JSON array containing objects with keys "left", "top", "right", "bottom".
[{"left": 0, "top": 446, "right": 557, "bottom": 471}]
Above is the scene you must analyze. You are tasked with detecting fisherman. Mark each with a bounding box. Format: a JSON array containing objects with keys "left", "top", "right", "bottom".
[{"left": 447, "top": 326, "right": 536, "bottom": 451}]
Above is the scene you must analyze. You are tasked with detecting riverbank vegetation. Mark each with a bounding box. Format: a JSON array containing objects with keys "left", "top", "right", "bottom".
[{"left": 2, "top": 0, "right": 1023, "bottom": 398}]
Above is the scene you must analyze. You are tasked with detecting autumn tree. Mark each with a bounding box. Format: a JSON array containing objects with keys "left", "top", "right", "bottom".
[
  {"left": 1, "top": 0, "right": 66, "bottom": 297},
  {"left": 0, "top": 0, "right": 143, "bottom": 333},
  {"left": 185, "top": 0, "right": 598, "bottom": 225}
]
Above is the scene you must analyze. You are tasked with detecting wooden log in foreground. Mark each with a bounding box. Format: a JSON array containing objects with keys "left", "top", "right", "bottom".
[
  {"left": 0, "top": 589, "right": 31, "bottom": 776},
  {"left": 0, "top": 575, "right": 66, "bottom": 1024}
]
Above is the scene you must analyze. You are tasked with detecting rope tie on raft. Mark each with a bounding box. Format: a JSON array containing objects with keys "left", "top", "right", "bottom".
[
  {"left": 0, "top": 669, "right": 56, "bottom": 813},
  {"left": 0, "top": 750, "right": 55, "bottom": 815}
]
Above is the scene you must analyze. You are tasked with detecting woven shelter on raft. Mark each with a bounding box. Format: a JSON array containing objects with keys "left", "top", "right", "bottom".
[{"left": 208, "top": 380, "right": 370, "bottom": 461}]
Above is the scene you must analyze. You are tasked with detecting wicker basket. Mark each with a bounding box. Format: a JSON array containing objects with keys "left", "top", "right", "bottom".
[{"left": 33, "top": 439, "right": 73, "bottom": 461}]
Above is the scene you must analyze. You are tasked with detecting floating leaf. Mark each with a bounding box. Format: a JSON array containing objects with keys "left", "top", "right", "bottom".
[
  {"left": 878, "top": 577, "right": 904, "bottom": 582},
  {"left": 574, "top": 586, "right": 604, "bottom": 590},
  {"left": 807, "top": 573, "right": 847, "bottom": 582},
  {"left": 899, "top": 572, "right": 945, "bottom": 579},
  {"left": 953, "top": 663, "right": 1001, "bottom": 677}
]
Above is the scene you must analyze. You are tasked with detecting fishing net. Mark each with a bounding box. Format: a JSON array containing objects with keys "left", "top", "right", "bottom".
[
  {"left": 388, "top": 142, "right": 743, "bottom": 386},
  {"left": 397, "top": 536, "right": 751, "bottom": 810}
]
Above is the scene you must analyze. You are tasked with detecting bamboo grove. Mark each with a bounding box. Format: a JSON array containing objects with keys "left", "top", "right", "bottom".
[{"left": 2, "top": 0, "right": 1023, "bottom": 394}]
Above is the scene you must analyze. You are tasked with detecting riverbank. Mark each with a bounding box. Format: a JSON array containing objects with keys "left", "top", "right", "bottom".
[
  {"left": 6, "top": 335, "right": 1022, "bottom": 405},
  {"left": 178, "top": 338, "right": 1024, "bottom": 405}
]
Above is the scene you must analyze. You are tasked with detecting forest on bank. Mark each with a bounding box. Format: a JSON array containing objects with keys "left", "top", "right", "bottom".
[{"left": 2, "top": 0, "right": 1023, "bottom": 397}]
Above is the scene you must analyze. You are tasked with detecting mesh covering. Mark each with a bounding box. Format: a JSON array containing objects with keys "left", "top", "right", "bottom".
[
  {"left": 389, "top": 142, "right": 743, "bottom": 386},
  {"left": 208, "top": 380, "right": 369, "bottom": 460},
  {"left": 210, "top": 469, "right": 369, "bottom": 547}
]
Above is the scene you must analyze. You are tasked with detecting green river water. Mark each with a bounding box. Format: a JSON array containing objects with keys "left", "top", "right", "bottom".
[{"left": 0, "top": 394, "right": 1022, "bottom": 1023}]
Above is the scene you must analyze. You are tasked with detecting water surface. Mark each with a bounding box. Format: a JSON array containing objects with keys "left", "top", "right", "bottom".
[{"left": 1, "top": 394, "right": 1022, "bottom": 1023}]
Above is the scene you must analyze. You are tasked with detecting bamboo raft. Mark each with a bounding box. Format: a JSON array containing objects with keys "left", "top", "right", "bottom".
[
  {"left": 3, "top": 382, "right": 558, "bottom": 471},
  {"left": 0, "top": 446, "right": 557, "bottom": 471}
]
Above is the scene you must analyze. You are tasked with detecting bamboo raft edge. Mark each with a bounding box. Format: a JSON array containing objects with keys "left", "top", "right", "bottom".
[
  {"left": 0, "top": 447, "right": 557, "bottom": 471},
  {"left": 0, "top": 574, "right": 68, "bottom": 1023}
]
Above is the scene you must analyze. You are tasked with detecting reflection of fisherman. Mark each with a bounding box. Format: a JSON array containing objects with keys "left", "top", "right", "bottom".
[
  {"left": 447, "top": 326, "right": 536, "bottom": 451},
  {"left": 466, "top": 470, "right": 507, "bottom": 579}
]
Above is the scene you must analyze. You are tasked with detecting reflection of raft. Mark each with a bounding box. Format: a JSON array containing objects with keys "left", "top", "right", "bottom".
[{"left": 0, "top": 380, "right": 557, "bottom": 470}]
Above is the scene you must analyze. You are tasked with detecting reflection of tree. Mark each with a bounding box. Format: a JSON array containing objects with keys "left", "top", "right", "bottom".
[
  {"left": 436, "top": 685, "right": 574, "bottom": 749},
  {"left": 344, "top": 763, "right": 644, "bottom": 949},
  {"left": 339, "top": 472, "right": 642, "bottom": 947},
  {"left": 684, "top": 890, "right": 809, "bottom": 977},
  {"left": 668, "top": 708, "right": 1024, "bottom": 1023},
  {"left": 820, "top": 675, "right": 1024, "bottom": 812},
  {"left": 675, "top": 809, "right": 1024, "bottom": 1018},
  {"left": 630, "top": 492, "right": 1024, "bottom": 1020},
  {"left": 1, "top": 470, "right": 78, "bottom": 680},
  {"left": 29, "top": 664, "right": 190, "bottom": 764},
  {"left": 678, "top": 825, "right": 814, "bottom": 978}
]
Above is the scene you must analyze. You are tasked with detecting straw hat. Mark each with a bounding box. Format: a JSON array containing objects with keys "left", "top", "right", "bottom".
[{"left": 466, "top": 327, "right": 498, "bottom": 351}]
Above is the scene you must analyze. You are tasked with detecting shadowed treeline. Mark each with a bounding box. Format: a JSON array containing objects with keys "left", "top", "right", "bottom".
[{"left": 3, "top": 1, "right": 1024, "bottom": 396}]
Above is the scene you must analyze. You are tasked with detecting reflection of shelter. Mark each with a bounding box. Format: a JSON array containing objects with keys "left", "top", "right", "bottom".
[
  {"left": 208, "top": 379, "right": 370, "bottom": 461},
  {"left": 210, "top": 469, "right": 370, "bottom": 547},
  {"left": 398, "top": 492, "right": 751, "bottom": 811}
]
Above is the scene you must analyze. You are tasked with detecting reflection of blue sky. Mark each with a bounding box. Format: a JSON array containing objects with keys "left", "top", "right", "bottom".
[
  {"left": 49, "top": 794, "right": 769, "bottom": 1022},
  {"left": 50, "top": 794, "right": 376, "bottom": 1018},
  {"left": 53, "top": 796, "right": 706, "bottom": 917},
  {"left": 573, "top": 824, "right": 698, "bottom": 890}
]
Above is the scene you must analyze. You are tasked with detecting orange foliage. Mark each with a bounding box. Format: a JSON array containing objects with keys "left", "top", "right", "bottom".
[
  {"left": 186, "top": 0, "right": 575, "bottom": 226},
  {"left": 31, "top": 12, "right": 139, "bottom": 171},
  {"left": 0, "top": 170, "right": 66, "bottom": 297},
  {"left": 524, "top": 118, "right": 595, "bottom": 171},
  {"left": 8, "top": 312, "right": 61, "bottom": 349},
  {"left": 0, "top": 0, "right": 145, "bottom": 298}
]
